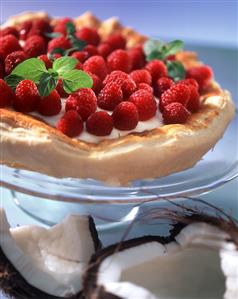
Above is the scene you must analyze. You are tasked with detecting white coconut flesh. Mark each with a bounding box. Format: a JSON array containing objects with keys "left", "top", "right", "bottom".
[
  {"left": 95, "top": 223, "right": 238, "bottom": 299},
  {"left": 0, "top": 208, "right": 98, "bottom": 297}
]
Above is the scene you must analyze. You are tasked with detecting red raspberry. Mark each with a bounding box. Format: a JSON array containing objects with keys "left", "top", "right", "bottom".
[
  {"left": 57, "top": 110, "right": 83, "bottom": 137},
  {"left": 0, "top": 63, "right": 4, "bottom": 79},
  {"left": 165, "top": 54, "right": 176, "bottom": 61},
  {"left": 145, "top": 60, "right": 167, "bottom": 82},
  {"left": 186, "top": 85, "right": 200, "bottom": 113},
  {"left": 130, "top": 69, "right": 152, "bottom": 86},
  {"left": 97, "top": 43, "right": 113, "bottom": 58},
  {"left": 179, "top": 78, "right": 199, "bottom": 89},
  {"left": 53, "top": 18, "right": 73, "bottom": 35},
  {"left": 19, "top": 20, "right": 32, "bottom": 40},
  {"left": 24, "top": 35, "right": 46, "bottom": 57},
  {"left": 159, "top": 83, "right": 190, "bottom": 112},
  {"left": 84, "top": 45, "right": 98, "bottom": 57},
  {"left": 27, "top": 19, "right": 52, "bottom": 38},
  {"left": 128, "top": 46, "right": 146, "bottom": 70},
  {"left": 0, "top": 79, "right": 15, "bottom": 107},
  {"left": 37, "top": 90, "right": 61, "bottom": 116},
  {"left": 14, "top": 80, "right": 40, "bottom": 112},
  {"left": 121, "top": 78, "right": 137, "bottom": 98},
  {"left": 0, "top": 34, "right": 21, "bottom": 59},
  {"left": 75, "top": 61, "right": 83, "bottom": 70},
  {"left": 71, "top": 51, "right": 89, "bottom": 63},
  {"left": 104, "top": 34, "right": 126, "bottom": 50},
  {"left": 103, "top": 70, "right": 129, "bottom": 86},
  {"left": 97, "top": 83, "right": 123, "bottom": 111},
  {"left": 85, "top": 72, "right": 102, "bottom": 94},
  {"left": 186, "top": 65, "right": 213, "bottom": 90},
  {"left": 48, "top": 36, "right": 71, "bottom": 53},
  {"left": 129, "top": 90, "right": 157, "bottom": 121},
  {"left": 0, "top": 27, "right": 19, "bottom": 38},
  {"left": 86, "top": 111, "right": 113, "bottom": 136},
  {"left": 162, "top": 102, "right": 190, "bottom": 124},
  {"left": 5, "top": 51, "right": 27, "bottom": 75},
  {"left": 56, "top": 79, "right": 69, "bottom": 98},
  {"left": 154, "top": 77, "right": 174, "bottom": 98},
  {"left": 76, "top": 27, "right": 100, "bottom": 46},
  {"left": 38, "top": 54, "right": 53, "bottom": 69},
  {"left": 83, "top": 55, "right": 108, "bottom": 80},
  {"left": 138, "top": 83, "right": 153, "bottom": 93},
  {"left": 65, "top": 88, "right": 97, "bottom": 121},
  {"left": 112, "top": 102, "right": 139, "bottom": 131},
  {"left": 107, "top": 49, "right": 132, "bottom": 73}
]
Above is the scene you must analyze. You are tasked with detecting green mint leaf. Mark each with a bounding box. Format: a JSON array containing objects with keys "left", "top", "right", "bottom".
[
  {"left": 38, "top": 72, "right": 58, "bottom": 97},
  {"left": 146, "top": 50, "right": 164, "bottom": 61},
  {"left": 50, "top": 48, "right": 67, "bottom": 56},
  {"left": 143, "top": 39, "right": 163, "bottom": 57},
  {"left": 53, "top": 57, "right": 78, "bottom": 75},
  {"left": 66, "top": 22, "right": 76, "bottom": 36},
  {"left": 62, "top": 70, "right": 93, "bottom": 94},
  {"left": 11, "top": 58, "right": 47, "bottom": 83},
  {"left": 4, "top": 74, "right": 24, "bottom": 90},
  {"left": 70, "top": 38, "right": 86, "bottom": 51},
  {"left": 166, "top": 60, "right": 186, "bottom": 81},
  {"left": 162, "top": 40, "right": 184, "bottom": 58},
  {"left": 44, "top": 32, "right": 62, "bottom": 39}
]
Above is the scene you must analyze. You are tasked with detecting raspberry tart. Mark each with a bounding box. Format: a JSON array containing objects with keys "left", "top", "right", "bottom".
[{"left": 0, "top": 12, "right": 235, "bottom": 185}]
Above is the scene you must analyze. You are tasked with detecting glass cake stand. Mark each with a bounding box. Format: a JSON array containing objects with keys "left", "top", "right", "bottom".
[{"left": 1, "top": 113, "right": 238, "bottom": 227}]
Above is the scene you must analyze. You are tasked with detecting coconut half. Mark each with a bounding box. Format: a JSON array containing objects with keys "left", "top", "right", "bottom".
[
  {"left": 83, "top": 216, "right": 238, "bottom": 299},
  {"left": 0, "top": 208, "right": 101, "bottom": 298}
]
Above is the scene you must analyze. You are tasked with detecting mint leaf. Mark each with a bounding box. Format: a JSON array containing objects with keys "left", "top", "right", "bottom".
[
  {"left": 62, "top": 70, "right": 93, "bottom": 93},
  {"left": 66, "top": 22, "right": 76, "bottom": 36},
  {"left": 44, "top": 32, "right": 62, "bottom": 39},
  {"left": 166, "top": 60, "right": 185, "bottom": 81},
  {"left": 4, "top": 74, "right": 24, "bottom": 90},
  {"left": 38, "top": 73, "right": 58, "bottom": 97},
  {"left": 11, "top": 58, "right": 47, "bottom": 83},
  {"left": 53, "top": 57, "right": 78, "bottom": 75},
  {"left": 162, "top": 40, "right": 184, "bottom": 57},
  {"left": 70, "top": 39, "right": 86, "bottom": 51},
  {"left": 143, "top": 39, "right": 162, "bottom": 57}
]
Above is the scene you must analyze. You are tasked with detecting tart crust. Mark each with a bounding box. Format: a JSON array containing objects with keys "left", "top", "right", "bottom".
[{"left": 0, "top": 12, "right": 235, "bottom": 185}]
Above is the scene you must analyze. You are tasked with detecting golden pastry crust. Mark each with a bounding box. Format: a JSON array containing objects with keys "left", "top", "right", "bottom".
[{"left": 0, "top": 12, "right": 235, "bottom": 185}]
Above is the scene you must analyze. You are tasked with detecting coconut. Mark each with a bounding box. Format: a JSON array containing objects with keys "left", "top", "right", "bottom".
[
  {"left": 0, "top": 208, "right": 101, "bottom": 298},
  {"left": 83, "top": 212, "right": 238, "bottom": 299}
]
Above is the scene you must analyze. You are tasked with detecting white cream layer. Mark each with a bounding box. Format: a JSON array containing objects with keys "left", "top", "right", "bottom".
[{"left": 31, "top": 98, "right": 163, "bottom": 143}]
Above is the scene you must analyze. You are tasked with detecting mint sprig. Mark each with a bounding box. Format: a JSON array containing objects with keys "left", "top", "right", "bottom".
[
  {"left": 143, "top": 39, "right": 185, "bottom": 81},
  {"left": 5, "top": 56, "right": 93, "bottom": 97}
]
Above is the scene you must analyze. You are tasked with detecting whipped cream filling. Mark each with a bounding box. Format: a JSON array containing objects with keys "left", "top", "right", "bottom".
[{"left": 31, "top": 98, "right": 163, "bottom": 143}]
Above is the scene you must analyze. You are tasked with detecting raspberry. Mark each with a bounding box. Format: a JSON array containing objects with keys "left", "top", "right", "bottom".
[
  {"left": 84, "top": 45, "right": 98, "bottom": 57},
  {"left": 56, "top": 79, "right": 69, "bottom": 98},
  {"left": 86, "top": 111, "right": 113, "bottom": 136},
  {"left": 129, "top": 90, "right": 157, "bottom": 121},
  {"left": 112, "top": 102, "right": 139, "bottom": 131},
  {"left": 162, "top": 102, "right": 190, "bottom": 124},
  {"left": 0, "top": 34, "right": 21, "bottom": 59},
  {"left": 0, "top": 62, "right": 4, "bottom": 79},
  {"left": 186, "top": 65, "right": 213, "bottom": 90},
  {"left": 103, "top": 70, "right": 129, "bottom": 86},
  {"left": 86, "top": 72, "right": 102, "bottom": 94},
  {"left": 128, "top": 46, "right": 146, "bottom": 70},
  {"left": 104, "top": 34, "right": 126, "bottom": 50},
  {"left": 65, "top": 88, "right": 97, "bottom": 121},
  {"left": 159, "top": 83, "right": 190, "bottom": 112},
  {"left": 165, "top": 54, "right": 176, "bottom": 61},
  {"left": 145, "top": 60, "right": 167, "bottom": 82},
  {"left": 130, "top": 69, "right": 152, "bottom": 86},
  {"left": 0, "top": 27, "right": 19, "bottom": 38},
  {"left": 5, "top": 51, "right": 27, "bottom": 75},
  {"left": 186, "top": 85, "right": 200, "bottom": 113},
  {"left": 37, "top": 90, "right": 61, "bottom": 116},
  {"left": 107, "top": 49, "right": 132, "bottom": 73},
  {"left": 97, "top": 43, "right": 113, "bottom": 58},
  {"left": 19, "top": 20, "right": 32, "bottom": 40},
  {"left": 24, "top": 35, "right": 46, "bottom": 57},
  {"left": 138, "top": 83, "right": 153, "bottom": 93},
  {"left": 97, "top": 83, "right": 123, "bottom": 111},
  {"left": 38, "top": 54, "right": 53, "bottom": 69},
  {"left": 71, "top": 51, "right": 89, "bottom": 63},
  {"left": 75, "top": 61, "right": 83, "bottom": 70},
  {"left": 121, "top": 78, "right": 137, "bottom": 98},
  {"left": 48, "top": 36, "right": 71, "bottom": 53},
  {"left": 53, "top": 18, "right": 72, "bottom": 35},
  {"left": 83, "top": 55, "right": 108, "bottom": 80},
  {"left": 179, "top": 78, "right": 199, "bottom": 89},
  {"left": 57, "top": 110, "right": 83, "bottom": 138},
  {"left": 0, "top": 79, "right": 15, "bottom": 107},
  {"left": 76, "top": 27, "right": 100, "bottom": 46},
  {"left": 154, "top": 77, "right": 174, "bottom": 98},
  {"left": 14, "top": 80, "right": 40, "bottom": 112},
  {"left": 27, "top": 19, "right": 52, "bottom": 38}
]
